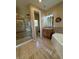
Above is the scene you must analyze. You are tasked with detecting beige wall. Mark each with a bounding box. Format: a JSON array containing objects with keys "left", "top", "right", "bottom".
[
  {"left": 52, "top": 2, "right": 63, "bottom": 27},
  {"left": 16, "top": 5, "right": 30, "bottom": 17}
]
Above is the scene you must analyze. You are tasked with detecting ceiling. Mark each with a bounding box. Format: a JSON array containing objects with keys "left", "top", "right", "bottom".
[{"left": 16, "top": 0, "right": 63, "bottom": 11}]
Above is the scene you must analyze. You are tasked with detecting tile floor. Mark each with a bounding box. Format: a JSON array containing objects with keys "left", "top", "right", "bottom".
[{"left": 16, "top": 37, "right": 60, "bottom": 59}]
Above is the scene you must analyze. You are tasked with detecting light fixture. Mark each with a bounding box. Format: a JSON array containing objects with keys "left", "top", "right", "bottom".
[{"left": 39, "top": 0, "right": 42, "bottom": 2}]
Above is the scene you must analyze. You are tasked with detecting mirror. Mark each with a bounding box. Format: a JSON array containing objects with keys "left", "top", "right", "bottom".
[
  {"left": 43, "top": 14, "right": 54, "bottom": 27},
  {"left": 55, "top": 17, "right": 62, "bottom": 22}
]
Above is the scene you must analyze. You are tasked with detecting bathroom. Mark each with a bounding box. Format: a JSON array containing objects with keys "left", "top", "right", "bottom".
[{"left": 16, "top": 0, "right": 63, "bottom": 59}]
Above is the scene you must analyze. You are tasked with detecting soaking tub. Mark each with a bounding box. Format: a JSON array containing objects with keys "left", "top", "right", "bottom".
[{"left": 51, "top": 33, "right": 63, "bottom": 59}]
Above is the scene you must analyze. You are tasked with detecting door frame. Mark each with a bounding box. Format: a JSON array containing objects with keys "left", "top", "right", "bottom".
[{"left": 30, "top": 6, "right": 42, "bottom": 40}]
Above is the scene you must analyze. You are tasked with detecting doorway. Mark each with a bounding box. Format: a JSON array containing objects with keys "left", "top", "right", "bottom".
[
  {"left": 34, "top": 11, "right": 40, "bottom": 38},
  {"left": 30, "top": 7, "right": 42, "bottom": 40}
]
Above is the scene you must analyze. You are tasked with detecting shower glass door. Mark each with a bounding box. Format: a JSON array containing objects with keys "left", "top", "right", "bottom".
[{"left": 16, "top": 15, "right": 32, "bottom": 45}]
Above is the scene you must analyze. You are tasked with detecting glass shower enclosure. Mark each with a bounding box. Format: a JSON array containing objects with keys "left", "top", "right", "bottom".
[{"left": 16, "top": 14, "right": 32, "bottom": 45}]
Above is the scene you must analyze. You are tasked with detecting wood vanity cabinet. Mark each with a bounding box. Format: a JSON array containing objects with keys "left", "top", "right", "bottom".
[{"left": 42, "top": 28, "right": 55, "bottom": 39}]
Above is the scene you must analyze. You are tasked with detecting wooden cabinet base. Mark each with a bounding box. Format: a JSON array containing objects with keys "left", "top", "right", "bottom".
[{"left": 42, "top": 28, "right": 55, "bottom": 39}]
